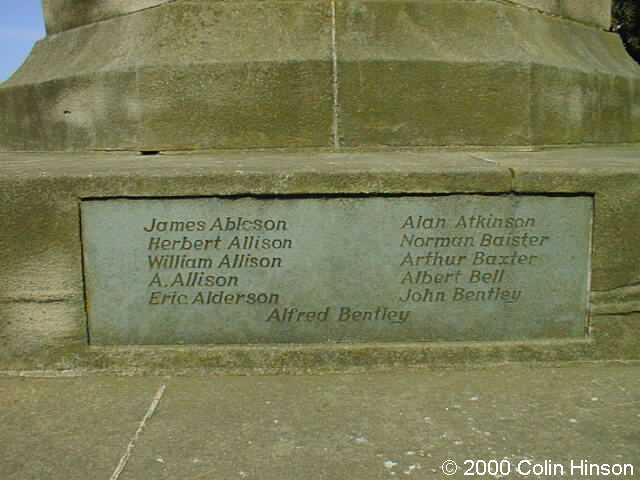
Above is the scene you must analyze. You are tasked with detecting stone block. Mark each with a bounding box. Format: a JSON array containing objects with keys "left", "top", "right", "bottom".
[
  {"left": 336, "top": 0, "right": 639, "bottom": 147},
  {"left": 1, "top": 0, "right": 333, "bottom": 151},
  {"left": 1, "top": 0, "right": 637, "bottom": 151},
  {"left": 0, "top": 148, "right": 639, "bottom": 372}
]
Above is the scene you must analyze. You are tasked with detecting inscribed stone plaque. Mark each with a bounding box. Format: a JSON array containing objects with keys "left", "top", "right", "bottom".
[{"left": 81, "top": 195, "right": 592, "bottom": 345}]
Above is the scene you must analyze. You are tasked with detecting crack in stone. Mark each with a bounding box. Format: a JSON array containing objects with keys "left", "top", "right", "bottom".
[
  {"left": 593, "top": 282, "right": 640, "bottom": 294},
  {"left": 47, "top": 0, "right": 180, "bottom": 35},
  {"left": 467, "top": 154, "right": 518, "bottom": 192},
  {"left": 592, "top": 309, "right": 640, "bottom": 317},
  {"left": 0, "top": 293, "right": 78, "bottom": 304},
  {"left": 591, "top": 283, "right": 640, "bottom": 315},
  {"left": 491, "top": 0, "right": 610, "bottom": 29}
]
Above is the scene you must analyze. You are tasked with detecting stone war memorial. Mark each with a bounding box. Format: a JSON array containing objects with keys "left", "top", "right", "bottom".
[
  {"left": 1, "top": 0, "right": 639, "bottom": 372},
  {"left": 2, "top": 2, "right": 640, "bottom": 479}
]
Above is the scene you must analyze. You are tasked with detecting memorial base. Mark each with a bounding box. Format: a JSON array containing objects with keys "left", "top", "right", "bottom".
[{"left": 1, "top": 147, "right": 639, "bottom": 373}]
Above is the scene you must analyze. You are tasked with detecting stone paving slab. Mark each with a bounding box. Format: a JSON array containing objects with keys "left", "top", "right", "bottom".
[
  {"left": 0, "top": 377, "right": 164, "bottom": 480},
  {"left": 122, "top": 364, "right": 640, "bottom": 480},
  {"left": 1, "top": 364, "right": 639, "bottom": 480}
]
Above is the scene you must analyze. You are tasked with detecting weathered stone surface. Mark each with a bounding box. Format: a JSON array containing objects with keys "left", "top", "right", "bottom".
[
  {"left": 481, "top": 148, "right": 640, "bottom": 294},
  {"left": 42, "top": 0, "right": 171, "bottom": 34},
  {"left": 2, "top": 365, "right": 639, "bottom": 479},
  {"left": 337, "top": 0, "right": 639, "bottom": 147},
  {"left": 0, "top": 148, "right": 639, "bottom": 372},
  {"left": 82, "top": 195, "right": 591, "bottom": 345},
  {"left": 591, "top": 284, "right": 640, "bottom": 316},
  {"left": 1, "top": 1, "right": 333, "bottom": 151},
  {"left": 121, "top": 365, "right": 640, "bottom": 480},
  {"left": 591, "top": 314, "right": 640, "bottom": 360},
  {"left": 1, "top": 0, "right": 637, "bottom": 151},
  {"left": 0, "top": 377, "right": 164, "bottom": 480},
  {"left": 510, "top": 0, "right": 612, "bottom": 28},
  {"left": 40, "top": 0, "right": 615, "bottom": 35}
]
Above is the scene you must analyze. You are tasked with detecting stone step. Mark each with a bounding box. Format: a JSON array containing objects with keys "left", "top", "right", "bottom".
[{"left": 1, "top": 363, "right": 639, "bottom": 479}]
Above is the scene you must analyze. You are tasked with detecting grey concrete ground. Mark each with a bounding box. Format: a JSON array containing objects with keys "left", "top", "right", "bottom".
[{"left": 1, "top": 363, "right": 639, "bottom": 480}]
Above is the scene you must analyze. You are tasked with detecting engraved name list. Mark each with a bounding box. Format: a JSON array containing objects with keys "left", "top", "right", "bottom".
[{"left": 81, "top": 195, "right": 592, "bottom": 345}]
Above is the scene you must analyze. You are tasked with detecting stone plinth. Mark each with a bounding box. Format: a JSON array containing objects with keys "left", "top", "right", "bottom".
[
  {"left": 1, "top": 1, "right": 640, "bottom": 373},
  {"left": 1, "top": 148, "right": 639, "bottom": 372}
]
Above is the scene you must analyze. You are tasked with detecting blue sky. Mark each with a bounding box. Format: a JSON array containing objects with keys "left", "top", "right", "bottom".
[{"left": 0, "top": 1, "right": 45, "bottom": 82}]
